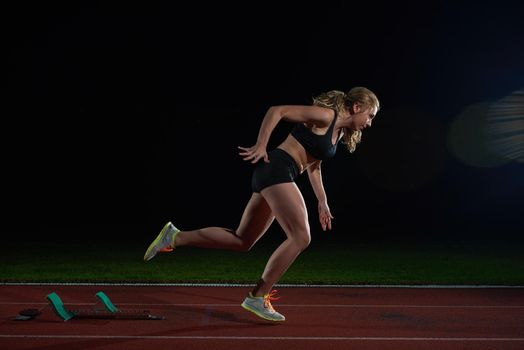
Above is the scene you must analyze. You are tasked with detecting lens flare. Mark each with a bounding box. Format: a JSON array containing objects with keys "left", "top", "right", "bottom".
[
  {"left": 447, "top": 89, "right": 524, "bottom": 167},
  {"left": 447, "top": 102, "right": 509, "bottom": 168},
  {"left": 486, "top": 89, "right": 524, "bottom": 163}
]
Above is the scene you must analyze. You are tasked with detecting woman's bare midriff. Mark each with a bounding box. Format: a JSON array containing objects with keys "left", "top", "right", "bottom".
[{"left": 276, "top": 134, "right": 318, "bottom": 174}]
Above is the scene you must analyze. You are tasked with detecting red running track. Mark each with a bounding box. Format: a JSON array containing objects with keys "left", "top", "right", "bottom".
[{"left": 1, "top": 285, "right": 523, "bottom": 350}]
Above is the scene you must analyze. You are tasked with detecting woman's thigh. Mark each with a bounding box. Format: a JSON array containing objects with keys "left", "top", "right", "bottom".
[
  {"left": 235, "top": 192, "right": 275, "bottom": 248},
  {"left": 260, "top": 182, "right": 310, "bottom": 243}
]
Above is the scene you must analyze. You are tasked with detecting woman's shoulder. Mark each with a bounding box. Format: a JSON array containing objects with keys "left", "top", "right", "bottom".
[{"left": 275, "top": 105, "right": 335, "bottom": 128}]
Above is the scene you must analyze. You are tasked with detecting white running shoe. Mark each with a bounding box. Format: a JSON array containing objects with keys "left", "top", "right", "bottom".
[
  {"left": 143, "top": 222, "right": 180, "bottom": 261},
  {"left": 241, "top": 290, "right": 285, "bottom": 322}
]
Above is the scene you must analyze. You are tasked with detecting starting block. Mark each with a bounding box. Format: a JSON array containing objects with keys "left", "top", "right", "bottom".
[
  {"left": 46, "top": 292, "right": 75, "bottom": 321},
  {"left": 45, "top": 291, "right": 165, "bottom": 321},
  {"left": 95, "top": 291, "right": 118, "bottom": 313}
]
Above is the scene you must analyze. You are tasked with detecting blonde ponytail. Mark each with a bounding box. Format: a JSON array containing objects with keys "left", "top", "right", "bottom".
[{"left": 312, "top": 87, "right": 380, "bottom": 153}]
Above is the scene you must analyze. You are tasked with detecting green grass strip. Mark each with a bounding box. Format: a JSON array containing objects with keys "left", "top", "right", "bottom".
[{"left": 1, "top": 239, "right": 523, "bottom": 285}]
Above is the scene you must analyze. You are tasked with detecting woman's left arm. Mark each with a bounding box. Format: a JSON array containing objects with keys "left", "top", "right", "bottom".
[{"left": 307, "top": 161, "right": 334, "bottom": 231}]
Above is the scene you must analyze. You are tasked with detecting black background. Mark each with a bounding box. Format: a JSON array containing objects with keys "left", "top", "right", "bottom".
[{"left": 4, "top": 1, "right": 524, "bottom": 244}]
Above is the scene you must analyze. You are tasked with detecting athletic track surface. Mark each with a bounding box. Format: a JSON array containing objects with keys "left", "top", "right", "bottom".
[{"left": 1, "top": 285, "right": 523, "bottom": 349}]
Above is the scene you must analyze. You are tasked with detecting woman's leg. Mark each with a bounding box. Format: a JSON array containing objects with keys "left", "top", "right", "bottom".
[
  {"left": 174, "top": 193, "right": 275, "bottom": 251},
  {"left": 251, "top": 182, "right": 310, "bottom": 297}
]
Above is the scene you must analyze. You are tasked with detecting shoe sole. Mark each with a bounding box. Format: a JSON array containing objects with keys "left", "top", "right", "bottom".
[
  {"left": 240, "top": 302, "right": 285, "bottom": 322},
  {"left": 143, "top": 222, "right": 172, "bottom": 261}
]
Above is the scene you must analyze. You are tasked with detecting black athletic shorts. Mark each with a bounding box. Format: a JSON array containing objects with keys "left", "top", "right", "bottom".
[{"left": 251, "top": 148, "right": 300, "bottom": 193}]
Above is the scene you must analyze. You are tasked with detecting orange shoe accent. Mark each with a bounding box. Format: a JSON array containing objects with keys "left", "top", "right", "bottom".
[
  {"left": 159, "top": 247, "right": 173, "bottom": 253},
  {"left": 263, "top": 290, "right": 281, "bottom": 311}
]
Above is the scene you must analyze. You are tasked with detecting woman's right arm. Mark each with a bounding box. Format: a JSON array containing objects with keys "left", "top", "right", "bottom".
[
  {"left": 238, "top": 106, "right": 280, "bottom": 163},
  {"left": 254, "top": 106, "right": 282, "bottom": 149},
  {"left": 238, "top": 105, "right": 333, "bottom": 163}
]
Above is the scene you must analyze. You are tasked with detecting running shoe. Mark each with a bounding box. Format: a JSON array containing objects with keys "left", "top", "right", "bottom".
[
  {"left": 241, "top": 290, "right": 285, "bottom": 322},
  {"left": 143, "top": 222, "right": 180, "bottom": 261}
]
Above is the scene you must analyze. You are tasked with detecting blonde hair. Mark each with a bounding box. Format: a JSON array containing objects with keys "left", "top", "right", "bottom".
[{"left": 312, "top": 87, "right": 380, "bottom": 153}]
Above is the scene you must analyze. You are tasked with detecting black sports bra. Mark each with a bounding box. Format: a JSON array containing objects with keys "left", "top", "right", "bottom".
[{"left": 290, "top": 110, "right": 341, "bottom": 160}]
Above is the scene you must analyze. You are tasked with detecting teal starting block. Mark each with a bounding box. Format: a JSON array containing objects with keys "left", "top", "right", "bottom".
[
  {"left": 95, "top": 291, "right": 119, "bottom": 313},
  {"left": 46, "top": 292, "right": 75, "bottom": 321},
  {"left": 46, "top": 291, "right": 164, "bottom": 321}
]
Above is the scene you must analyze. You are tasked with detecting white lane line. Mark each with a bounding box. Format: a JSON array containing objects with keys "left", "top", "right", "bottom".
[
  {"left": 2, "top": 283, "right": 523, "bottom": 288},
  {"left": 0, "top": 335, "right": 523, "bottom": 341},
  {"left": 1, "top": 302, "right": 523, "bottom": 309}
]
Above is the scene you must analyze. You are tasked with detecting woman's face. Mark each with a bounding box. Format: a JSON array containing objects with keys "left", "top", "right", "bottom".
[{"left": 350, "top": 104, "right": 377, "bottom": 131}]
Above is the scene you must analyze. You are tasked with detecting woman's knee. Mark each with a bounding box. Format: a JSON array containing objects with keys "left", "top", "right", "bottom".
[
  {"left": 233, "top": 227, "right": 259, "bottom": 252},
  {"left": 226, "top": 230, "right": 253, "bottom": 252},
  {"left": 237, "top": 239, "right": 255, "bottom": 252},
  {"left": 291, "top": 229, "right": 311, "bottom": 251}
]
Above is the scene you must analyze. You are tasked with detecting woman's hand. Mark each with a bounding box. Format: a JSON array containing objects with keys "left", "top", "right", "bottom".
[
  {"left": 318, "top": 201, "right": 334, "bottom": 231},
  {"left": 238, "top": 144, "right": 269, "bottom": 164}
]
